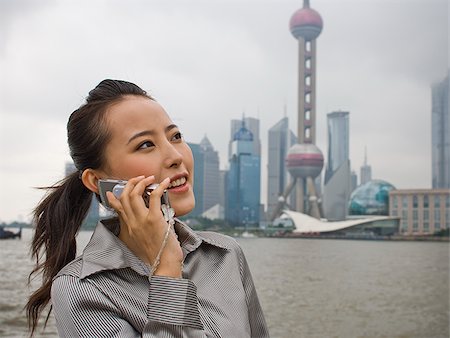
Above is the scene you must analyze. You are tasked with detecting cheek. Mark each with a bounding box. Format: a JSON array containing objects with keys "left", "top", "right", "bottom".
[
  {"left": 111, "top": 157, "right": 158, "bottom": 179},
  {"left": 182, "top": 146, "right": 194, "bottom": 172}
]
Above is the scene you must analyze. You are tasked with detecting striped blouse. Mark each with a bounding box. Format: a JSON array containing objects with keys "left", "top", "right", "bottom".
[{"left": 51, "top": 218, "right": 269, "bottom": 337}]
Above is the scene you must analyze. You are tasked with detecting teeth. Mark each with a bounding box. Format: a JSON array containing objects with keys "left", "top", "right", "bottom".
[{"left": 169, "top": 176, "right": 186, "bottom": 188}]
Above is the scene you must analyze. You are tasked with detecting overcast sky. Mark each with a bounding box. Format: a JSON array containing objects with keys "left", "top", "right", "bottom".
[{"left": 0, "top": 0, "right": 448, "bottom": 222}]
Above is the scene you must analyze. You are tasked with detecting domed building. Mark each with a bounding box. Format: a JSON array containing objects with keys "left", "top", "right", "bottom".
[{"left": 349, "top": 179, "right": 396, "bottom": 216}]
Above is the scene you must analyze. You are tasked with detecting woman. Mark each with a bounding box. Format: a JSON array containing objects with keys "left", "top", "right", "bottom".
[{"left": 26, "top": 79, "right": 269, "bottom": 337}]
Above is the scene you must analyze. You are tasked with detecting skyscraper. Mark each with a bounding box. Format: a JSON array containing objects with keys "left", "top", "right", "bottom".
[
  {"left": 323, "top": 111, "right": 351, "bottom": 221},
  {"left": 267, "top": 117, "right": 297, "bottom": 218},
  {"left": 187, "top": 143, "right": 204, "bottom": 217},
  {"left": 325, "top": 111, "right": 349, "bottom": 181},
  {"left": 199, "top": 136, "right": 220, "bottom": 213},
  {"left": 432, "top": 72, "right": 450, "bottom": 189},
  {"left": 226, "top": 119, "right": 261, "bottom": 226},
  {"left": 351, "top": 171, "right": 358, "bottom": 192},
  {"left": 188, "top": 136, "right": 220, "bottom": 217},
  {"left": 229, "top": 117, "right": 261, "bottom": 158},
  {"left": 360, "top": 147, "right": 372, "bottom": 185}
]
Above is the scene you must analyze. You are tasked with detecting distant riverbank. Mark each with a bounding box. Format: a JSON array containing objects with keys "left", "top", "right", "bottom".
[{"left": 269, "top": 232, "right": 449, "bottom": 242}]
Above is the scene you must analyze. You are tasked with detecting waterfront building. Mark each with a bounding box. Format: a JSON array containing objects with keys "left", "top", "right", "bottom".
[
  {"left": 267, "top": 117, "right": 297, "bottom": 218},
  {"left": 188, "top": 136, "right": 220, "bottom": 217},
  {"left": 431, "top": 72, "right": 450, "bottom": 189},
  {"left": 323, "top": 111, "right": 351, "bottom": 221},
  {"left": 389, "top": 189, "right": 450, "bottom": 235},
  {"left": 65, "top": 161, "right": 99, "bottom": 227},
  {"left": 349, "top": 179, "right": 395, "bottom": 216},
  {"left": 275, "top": 210, "right": 399, "bottom": 237},
  {"left": 202, "top": 204, "right": 225, "bottom": 220},
  {"left": 226, "top": 119, "right": 261, "bottom": 226}
]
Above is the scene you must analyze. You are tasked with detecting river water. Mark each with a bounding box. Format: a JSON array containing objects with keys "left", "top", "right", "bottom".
[{"left": 1, "top": 228, "right": 449, "bottom": 338}]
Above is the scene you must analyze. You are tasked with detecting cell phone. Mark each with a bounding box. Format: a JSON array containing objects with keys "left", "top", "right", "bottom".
[{"left": 98, "top": 179, "right": 169, "bottom": 209}]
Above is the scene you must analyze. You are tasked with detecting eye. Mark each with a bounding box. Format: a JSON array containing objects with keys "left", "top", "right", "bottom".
[
  {"left": 171, "top": 132, "right": 183, "bottom": 142},
  {"left": 137, "top": 140, "right": 154, "bottom": 150}
]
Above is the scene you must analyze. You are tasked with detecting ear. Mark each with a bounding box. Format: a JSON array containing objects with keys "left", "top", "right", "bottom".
[{"left": 81, "top": 168, "right": 102, "bottom": 194}]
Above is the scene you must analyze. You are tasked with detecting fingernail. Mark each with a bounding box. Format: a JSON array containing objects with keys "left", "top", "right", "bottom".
[
  {"left": 137, "top": 175, "right": 145, "bottom": 179},
  {"left": 165, "top": 177, "right": 170, "bottom": 183}
]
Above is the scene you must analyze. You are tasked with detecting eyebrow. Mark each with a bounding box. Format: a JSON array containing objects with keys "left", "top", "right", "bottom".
[{"left": 127, "top": 124, "right": 178, "bottom": 145}]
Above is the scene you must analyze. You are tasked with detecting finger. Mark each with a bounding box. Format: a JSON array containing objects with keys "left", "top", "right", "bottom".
[
  {"left": 118, "top": 175, "right": 146, "bottom": 213},
  {"left": 106, "top": 191, "right": 126, "bottom": 221},
  {"left": 129, "top": 176, "right": 156, "bottom": 215},
  {"left": 148, "top": 177, "right": 170, "bottom": 213}
]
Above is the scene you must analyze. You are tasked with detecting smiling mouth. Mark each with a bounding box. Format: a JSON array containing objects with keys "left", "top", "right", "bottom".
[{"left": 168, "top": 176, "right": 187, "bottom": 189}]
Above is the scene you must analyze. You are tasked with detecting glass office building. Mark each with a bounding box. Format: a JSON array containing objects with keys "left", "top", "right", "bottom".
[
  {"left": 325, "top": 111, "right": 349, "bottom": 179},
  {"left": 226, "top": 121, "right": 261, "bottom": 226},
  {"left": 267, "top": 117, "right": 297, "bottom": 218},
  {"left": 188, "top": 137, "right": 220, "bottom": 217},
  {"left": 323, "top": 111, "right": 351, "bottom": 220},
  {"left": 431, "top": 72, "right": 450, "bottom": 189}
]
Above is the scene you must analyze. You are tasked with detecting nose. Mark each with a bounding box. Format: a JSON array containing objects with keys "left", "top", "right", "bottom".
[{"left": 163, "top": 142, "right": 183, "bottom": 168}]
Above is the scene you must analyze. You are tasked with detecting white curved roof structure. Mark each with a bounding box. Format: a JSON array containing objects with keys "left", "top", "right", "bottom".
[{"left": 280, "top": 210, "right": 392, "bottom": 233}]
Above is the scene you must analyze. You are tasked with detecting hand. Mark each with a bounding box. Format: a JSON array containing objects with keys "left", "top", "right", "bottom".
[{"left": 106, "top": 175, "right": 183, "bottom": 278}]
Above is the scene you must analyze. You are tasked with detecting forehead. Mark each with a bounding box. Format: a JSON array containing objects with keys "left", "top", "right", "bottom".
[{"left": 106, "top": 96, "right": 171, "bottom": 136}]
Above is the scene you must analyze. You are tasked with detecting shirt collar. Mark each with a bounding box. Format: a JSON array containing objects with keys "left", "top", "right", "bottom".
[{"left": 80, "top": 217, "right": 229, "bottom": 279}]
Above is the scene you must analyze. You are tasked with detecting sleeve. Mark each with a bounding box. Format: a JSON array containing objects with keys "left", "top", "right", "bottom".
[
  {"left": 145, "top": 275, "right": 206, "bottom": 337},
  {"left": 51, "top": 275, "right": 140, "bottom": 338},
  {"left": 237, "top": 245, "right": 270, "bottom": 338},
  {"left": 52, "top": 275, "right": 207, "bottom": 338}
]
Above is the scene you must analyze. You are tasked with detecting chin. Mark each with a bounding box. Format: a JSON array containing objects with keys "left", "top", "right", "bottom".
[{"left": 172, "top": 195, "right": 195, "bottom": 217}]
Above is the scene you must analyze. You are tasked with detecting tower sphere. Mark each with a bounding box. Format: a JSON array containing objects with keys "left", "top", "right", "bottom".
[
  {"left": 289, "top": 7, "right": 323, "bottom": 41},
  {"left": 286, "top": 143, "right": 324, "bottom": 179}
]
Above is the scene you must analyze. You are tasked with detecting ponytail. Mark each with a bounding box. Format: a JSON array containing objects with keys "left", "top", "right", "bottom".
[
  {"left": 26, "top": 79, "right": 152, "bottom": 336},
  {"left": 26, "top": 172, "right": 93, "bottom": 336}
]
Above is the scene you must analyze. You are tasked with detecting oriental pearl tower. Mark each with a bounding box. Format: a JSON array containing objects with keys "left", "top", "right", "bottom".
[{"left": 270, "top": 0, "right": 324, "bottom": 220}]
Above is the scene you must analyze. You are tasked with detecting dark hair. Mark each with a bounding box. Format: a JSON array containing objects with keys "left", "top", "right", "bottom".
[{"left": 26, "top": 79, "right": 152, "bottom": 336}]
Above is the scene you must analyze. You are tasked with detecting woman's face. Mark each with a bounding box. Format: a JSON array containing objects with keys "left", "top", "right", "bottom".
[{"left": 100, "top": 95, "right": 195, "bottom": 216}]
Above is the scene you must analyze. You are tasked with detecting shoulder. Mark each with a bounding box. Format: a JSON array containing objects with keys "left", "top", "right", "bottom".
[
  {"left": 54, "top": 256, "right": 83, "bottom": 279},
  {"left": 51, "top": 257, "right": 92, "bottom": 302},
  {"left": 196, "top": 231, "right": 243, "bottom": 254},
  {"left": 51, "top": 258, "right": 114, "bottom": 308}
]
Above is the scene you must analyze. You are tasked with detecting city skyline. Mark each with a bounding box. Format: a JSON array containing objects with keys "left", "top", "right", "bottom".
[{"left": 0, "top": 0, "right": 447, "bottom": 222}]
